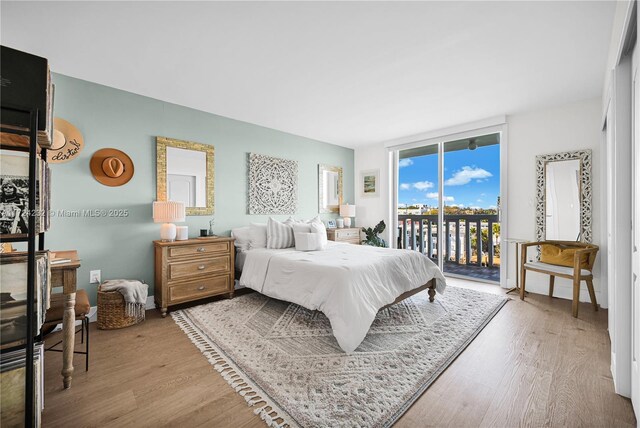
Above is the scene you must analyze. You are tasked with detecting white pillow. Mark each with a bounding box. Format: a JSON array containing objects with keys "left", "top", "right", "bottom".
[
  {"left": 267, "top": 217, "right": 295, "bottom": 249},
  {"left": 297, "top": 215, "right": 321, "bottom": 224},
  {"left": 294, "top": 232, "right": 323, "bottom": 251},
  {"left": 292, "top": 223, "right": 312, "bottom": 234},
  {"left": 249, "top": 223, "right": 268, "bottom": 249},
  {"left": 309, "top": 219, "right": 328, "bottom": 249},
  {"left": 231, "top": 226, "right": 251, "bottom": 251},
  {"left": 293, "top": 217, "right": 327, "bottom": 251}
]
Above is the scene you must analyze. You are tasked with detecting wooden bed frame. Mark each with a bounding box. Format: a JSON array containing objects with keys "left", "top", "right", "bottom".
[
  {"left": 235, "top": 249, "right": 438, "bottom": 311},
  {"left": 381, "top": 278, "right": 437, "bottom": 310}
]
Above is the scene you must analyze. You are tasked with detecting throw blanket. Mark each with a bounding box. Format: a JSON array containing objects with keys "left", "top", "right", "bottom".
[
  {"left": 240, "top": 242, "right": 446, "bottom": 353},
  {"left": 100, "top": 279, "right": 148, "bottom": 318}
]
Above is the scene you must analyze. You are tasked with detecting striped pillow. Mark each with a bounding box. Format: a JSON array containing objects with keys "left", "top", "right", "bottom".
[{"left": 267, "top": 217, "right": 295, "bottom": 249}]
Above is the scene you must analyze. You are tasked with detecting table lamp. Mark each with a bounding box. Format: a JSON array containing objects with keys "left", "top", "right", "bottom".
[
  {"left": 340, "top": 203, "right": 356, "bottom": 228},
  {"left": 153, "top": 201, "right": 186, "bottom": 241}
]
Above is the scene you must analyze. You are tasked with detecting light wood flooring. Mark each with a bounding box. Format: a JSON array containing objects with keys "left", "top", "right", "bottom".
[{"left": 42, "top": 279, "right": 637, "bottom": 427}]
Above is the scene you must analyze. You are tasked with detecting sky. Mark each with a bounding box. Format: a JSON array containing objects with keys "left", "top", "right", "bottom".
[{"left": 398, "top": 143, "right": 500, "bottom": 210}]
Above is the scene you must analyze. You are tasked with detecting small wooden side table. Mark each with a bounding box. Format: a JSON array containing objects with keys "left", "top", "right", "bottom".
[
  {"left": 502, "top": 238, "right": 528, "bottom": 295},
  {"left": 327, "top": 228, "right": 361, "bottom": 245},
  {"left": 50, "top": 250, "right": 80, "bottom": 389}
]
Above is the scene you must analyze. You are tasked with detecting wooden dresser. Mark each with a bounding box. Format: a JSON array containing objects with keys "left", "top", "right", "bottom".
[
  {"left": 327, "top": 227, "right": 361, "bottom": 245},
  {"left": 154, "top": 237, "right": 235, "bottom": 317}
]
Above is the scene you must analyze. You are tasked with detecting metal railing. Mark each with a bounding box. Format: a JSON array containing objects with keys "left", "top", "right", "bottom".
[{"left": 398, "top": 214, "right": 500, "bottom": 268}]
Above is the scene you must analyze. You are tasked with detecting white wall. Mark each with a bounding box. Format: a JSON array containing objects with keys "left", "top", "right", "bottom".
[
  {"left": 354, "top": 144, "right": 392, "bottom": 245},
  {"left": 507, "top": 98, "right": 603, "bottom": 304},
  {"left": 355, "top": 97, "right": 603, "bottom": 304},
  {"left": 602, "top": 1, "right": 634, "bottom": 112}
]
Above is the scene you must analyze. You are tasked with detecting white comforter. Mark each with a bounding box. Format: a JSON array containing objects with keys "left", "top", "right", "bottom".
[{"left": 239, "top": 242, "right": 447, "bottom": 353}]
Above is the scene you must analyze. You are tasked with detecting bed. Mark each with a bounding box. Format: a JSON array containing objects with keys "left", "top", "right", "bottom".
[{"left": 238, "top": 241, "right": 447, "bottom": 353}]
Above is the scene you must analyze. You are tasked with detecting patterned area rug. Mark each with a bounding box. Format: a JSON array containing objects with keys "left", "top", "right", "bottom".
[{"left": 172, "top": 286, "right": 508, "bottom": 428}]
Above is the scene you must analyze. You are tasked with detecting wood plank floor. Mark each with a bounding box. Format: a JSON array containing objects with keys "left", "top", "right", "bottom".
[{"left": 41, "top": 279, "right": 637, "bottom": 427}]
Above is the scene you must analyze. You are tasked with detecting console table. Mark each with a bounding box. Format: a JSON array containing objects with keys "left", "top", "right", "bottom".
[
  {"left": 502, "top": 238, "right": 528, "bottom": 295},
  {"left": 50, "top": 250, "right": 80, "bottom": 389}
]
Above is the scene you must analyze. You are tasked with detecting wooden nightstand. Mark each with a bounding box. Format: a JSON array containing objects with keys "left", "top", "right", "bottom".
[
  {"left": 327, "top": 227, "right": 361, "bottom": 245},
  {"left": 154, "top": 237, "right": 235, "bottom": 317}
]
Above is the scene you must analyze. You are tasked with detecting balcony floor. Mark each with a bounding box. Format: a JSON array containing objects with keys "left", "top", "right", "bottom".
[{"left": 442, "top": 260, "right": 500, "bottom": 283}]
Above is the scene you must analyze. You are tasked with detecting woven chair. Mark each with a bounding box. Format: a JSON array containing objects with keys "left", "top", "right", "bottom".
[{"left": 520, "top": 240, "right": 599, "bottom": 317}]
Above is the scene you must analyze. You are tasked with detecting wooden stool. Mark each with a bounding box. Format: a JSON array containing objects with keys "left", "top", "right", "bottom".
[{"left": 41, "top": 289, "right": 91, "bottom": 371}]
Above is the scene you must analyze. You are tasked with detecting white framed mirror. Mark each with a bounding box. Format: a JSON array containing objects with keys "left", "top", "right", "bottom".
[
  {"left": 535, "top": 150, "right": 592, "bottom": 242},
  {"left": 318, "top": 164, "right": 343, "bottom": 213}
]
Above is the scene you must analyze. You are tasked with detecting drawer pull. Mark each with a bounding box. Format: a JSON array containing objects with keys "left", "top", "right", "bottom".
[
  {"left": 197, "top": 247, "right": 206, "bottom": 252},
  {"left": 198, "top": 286, "right": 206, "bottom": 291},
  {"left": 198, "top": 265, "right": 205, "bottom": 270}
]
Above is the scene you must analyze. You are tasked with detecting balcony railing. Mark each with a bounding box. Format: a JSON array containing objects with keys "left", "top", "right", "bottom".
[{"left": 398, "top": 214, "right": 500, "bottom": 268}]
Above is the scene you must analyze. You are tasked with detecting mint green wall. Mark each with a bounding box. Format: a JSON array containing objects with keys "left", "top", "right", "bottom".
[{"left": 48, "top": 73, "right": 354, "bottom": 305}]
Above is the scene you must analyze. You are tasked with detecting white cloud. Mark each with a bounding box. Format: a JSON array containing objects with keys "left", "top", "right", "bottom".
[
  {"left": 398, "top": 159, "right": 414, "bottom": 168},
  {"left": 425, "top": 192, "right": 454, "bottom": 202},
  {"left": 413, "top": 181, "right": 434, "bottom": 190},
  {"left": 445, "top": 166, "right": 492, "bottom": 186},
  {"left": 469, "top": 206, "right": 481, "bottom": 210},
  {"left": 489, "top": 205, "right": 497, "bottom": 209},
  {"left": 401, "top": 181, "right": 435, "bottom": 191},
  {"left": 476, "top": 199, "right": 484, "bottom": 203}
]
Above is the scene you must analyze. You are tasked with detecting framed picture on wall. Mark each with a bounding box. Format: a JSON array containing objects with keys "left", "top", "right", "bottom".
[{"left": 360, "top": 169, "right": 380, "bottom": 198}]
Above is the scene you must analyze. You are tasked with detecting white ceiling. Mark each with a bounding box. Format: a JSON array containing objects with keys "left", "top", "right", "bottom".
[{"left": 1, "top": 1, "right": 615, "bottom": 148}]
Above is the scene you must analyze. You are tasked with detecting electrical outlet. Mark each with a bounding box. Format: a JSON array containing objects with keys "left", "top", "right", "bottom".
[{"left": 90, "top": 270, "right": 101, "bottom": 284}]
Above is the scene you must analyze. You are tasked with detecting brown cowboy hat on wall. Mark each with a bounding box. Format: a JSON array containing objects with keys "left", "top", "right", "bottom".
[{"left": 90, "top": 148, "right": 134, "bottom": 187}]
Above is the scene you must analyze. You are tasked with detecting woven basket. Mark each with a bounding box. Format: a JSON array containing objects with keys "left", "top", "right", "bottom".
[{"left": 97, "top": 287, "right": 144, "bottom": 330}]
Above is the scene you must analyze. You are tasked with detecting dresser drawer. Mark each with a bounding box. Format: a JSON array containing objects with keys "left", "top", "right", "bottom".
[
  {"left": 168, "top": 256, "right": 230, "bottom": 281},
  {"left": 169, "top": 241, "right": 230, "bottom": 259},
  {"left": 336, "top": 229, "right": 359, "bottom": 240},
  {"left": 340, "top": 237, "right": 361, "bottom": 245},
  {"left": 168, "top": 275, "right": 230, "bottom": 304},
  {"left": 154, "top": 237, "right": 235, "bottom": 317}
]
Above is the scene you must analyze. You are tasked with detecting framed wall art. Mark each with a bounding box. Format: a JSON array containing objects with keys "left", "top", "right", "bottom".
[
  {"left": 360, "top": 169, "right": 380, "bottom": 198},
  {"left": 248, "top": 153, "right": 298, "bottom": 214}
]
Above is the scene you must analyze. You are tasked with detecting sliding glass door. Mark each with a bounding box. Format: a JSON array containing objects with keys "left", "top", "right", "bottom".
[
  {"left": 397, "top": 144, "right": 439, "bottom": 261},
  {"left": 397, "top": 132, "right": 501, "bottom": 283}
]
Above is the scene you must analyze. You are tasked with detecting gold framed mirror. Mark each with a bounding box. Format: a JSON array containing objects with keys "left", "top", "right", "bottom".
[
  {"left": 318, "top": 164, "right": 343, "bottom": 213},
  {"left": 156, "top": 136, "right": 214, "bottom": 215}
]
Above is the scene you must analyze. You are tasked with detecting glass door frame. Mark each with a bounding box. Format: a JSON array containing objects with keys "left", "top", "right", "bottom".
[{"left": 388, "top": 119, "right": 508, "bottom": 288}]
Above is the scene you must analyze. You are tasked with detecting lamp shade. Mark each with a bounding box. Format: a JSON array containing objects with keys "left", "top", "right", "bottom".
[
  {"left": 153, "top": 201, "right": 185, "bottom": 223},
  {"left": 340, "top": 204, "right": 356, "bottom": 217}
]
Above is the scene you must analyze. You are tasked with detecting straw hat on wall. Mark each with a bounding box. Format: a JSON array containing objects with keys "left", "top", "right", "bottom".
[{"left": 47, "top": 118, "right": 84, "bottom": 163}]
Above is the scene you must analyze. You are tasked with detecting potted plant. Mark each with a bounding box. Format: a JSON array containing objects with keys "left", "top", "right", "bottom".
[{"left": 361, "top": 220, "right": 387, "bottom": 247}]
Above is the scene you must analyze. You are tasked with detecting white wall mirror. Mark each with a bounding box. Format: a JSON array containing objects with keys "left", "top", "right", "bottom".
[
  {"left": 535, "top": 150, "right": 592, "bottom": 242},
  {"left": 156, "top": 137, "right": 215, "bottom": 215},
  {"left": 545, "top": 159, "right": 581, "bottom": 240},
  {"left": 318, "top": 164, "right": 343, "bottom": 213}
]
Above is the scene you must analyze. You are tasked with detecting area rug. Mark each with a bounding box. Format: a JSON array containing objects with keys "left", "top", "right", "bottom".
[{"left": 172, "top": 286, "right": 508, "bottom": 428}]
